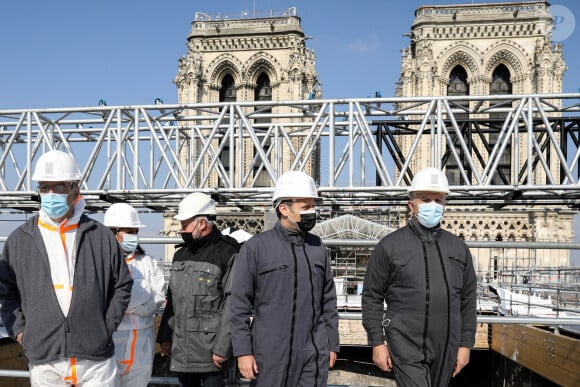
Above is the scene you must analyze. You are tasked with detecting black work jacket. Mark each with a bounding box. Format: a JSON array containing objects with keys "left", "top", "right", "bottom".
[
  {"left": 362, "top": 218, "right": 477, "bottom": 351},
  {"left": 157, "top": 226, "right": 239, "bottom": 373}
]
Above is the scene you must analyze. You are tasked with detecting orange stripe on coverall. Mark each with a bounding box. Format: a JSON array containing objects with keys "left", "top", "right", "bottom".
[
  {"left": 63, "top": 357, "right": 78, "bottom": 385},
  {"left": 120, "top": 329, "right": 138, "bottom": 375}
]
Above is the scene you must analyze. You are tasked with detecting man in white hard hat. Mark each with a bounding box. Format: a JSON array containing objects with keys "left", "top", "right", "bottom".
[
  {"left": 157, "top": 192, "right": 240, "bottom": 387},
  {"left": 0, "top": 150, "right": 133, "bottom": 386},
  {"left": 104, "top": 203, "right": 166, "bottom": 387},
  {"left": 230, "top": 170, "right": 339, "bottom": 387},
  {"left": 362, "top": 167, "right": 477, "bottom": 386}
]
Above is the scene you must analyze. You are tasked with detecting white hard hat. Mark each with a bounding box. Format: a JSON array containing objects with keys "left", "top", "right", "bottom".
[
  {"left": 174, "top": 192, "right": 217, "bottom": 221},
  {"left": 408, "top": 167, "right": 450, "bottom": 194},
  {"left": 222, "top": 227, "right": 253, "bottom": 243},
  {"left": 272, "top": 170, "right": 319, "bottom": 208},
  {"left": 104, "top": 203, "right": 146, "bottom": 228},
  {"left": 32, "top": 150, "right": 82, "bottom": 181}
]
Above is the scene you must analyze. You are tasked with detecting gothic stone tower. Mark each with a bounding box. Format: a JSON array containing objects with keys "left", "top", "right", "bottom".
[
  {"left": 175, "top": 7, "right": 320, "bottom": 183},
  {"left": 175, "top": 8, "right": 320, "bottom": 104},
  {"left": 396, "top": 1, "right": 572, "bottom": 275},
  {"left": 164, "top": 8, "right": 321, "bottom": 255}
]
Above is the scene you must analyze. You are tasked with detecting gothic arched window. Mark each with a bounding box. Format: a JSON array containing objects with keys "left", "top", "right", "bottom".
[
  {"left": 255, "top": 73, "right": 272, "bottom": 102},
  {"left": 447, "top": 65, "right": 469, "bottom": 96},
  {"left": 219, "top": 74, "right": 236, "bottom": 102},
  {"left": 445, "top": 65, "right": 470, "bottom": 185},
  {"left": 489, "top": 64, "right": 512, "bottom": 184},
  {"left": 490, "top": 64, "right": 512, "bottom": 95},
  {"left": 218, "top": 74, "right": 236, "bottom": 188},
  {"left": 253, "top": 72, "right": 272, "bottom": 187}
]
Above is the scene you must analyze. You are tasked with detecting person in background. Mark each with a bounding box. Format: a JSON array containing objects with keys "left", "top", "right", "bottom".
[
  {"left": 230, "top": 170, "right": 340, "bottom": 386},
  {"left": 0, "top": 150, "right": 132, "bottom": 386},
  {"left": 362, "top": 167, "right": 477, "bottom": 387},
  {"left": 157, "top": 192, "right": 240, "bottom": 387},
  {"left": 104, "top": 203, "right": 166, "bottom": 386}
]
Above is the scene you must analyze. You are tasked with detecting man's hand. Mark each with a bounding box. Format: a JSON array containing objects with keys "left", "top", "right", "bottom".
[
  {"left": 16, "top": 332, "right": 23, "bottom": 345},
  {"left": 372, "top": 344, "right": 392, "bottom": 372},
  {"left": 238, "top": 354, "right": 259, "bottom": 380},
  {"left": 453, "top": 347, "right": 470, "bottom": 377},
  {"left": 160, "top": 341, "right": 172, "bottom": 356},
  {"left": 213, "top": 353, "right": 227, "bottom": 368},
  {"left": 329, "top": 351, "right": 337, "bottom": 368}
]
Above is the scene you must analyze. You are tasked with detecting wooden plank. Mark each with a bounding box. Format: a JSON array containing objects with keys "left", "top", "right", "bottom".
[
  {"left": 490, "top": 324, "right": 580, "bottom": 387},
  {"left": 339, "top": 320, "right": 368, "bottom": 346},
  {"left": 0, "top": 341, "right": 25, "bottom": 362},
  {"left": 0, "top": 340, "right": 30, "bottom": 387},
  {"left": 475, "top": 323, "right": 490, "bottom": 349},
  {"left": 339, "top": 320, "right": 489, "bottom": 349}
]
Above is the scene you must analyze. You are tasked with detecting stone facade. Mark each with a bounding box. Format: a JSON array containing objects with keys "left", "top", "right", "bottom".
[
  {"left": 397, "top": 2, "right": 565, "bottom": 98},
  {"left": 395, "top": 1, "right": 572, "bottom": 273},
  {"left": 174, "top": 9, "right": 320, "bottom": 186},
  {"left": 175, "top": 10, "right": 320, "bottom": 104},
  {"left": 164, "top": 9, "right": 321, "bottom": 258}
]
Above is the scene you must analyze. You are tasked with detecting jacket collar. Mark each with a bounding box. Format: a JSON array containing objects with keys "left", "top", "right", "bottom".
[
  {"left": 408, "top": 217, "right": 441, "bottom": 244},
  {"left": 182, "top": 224, "right": 221, "bottom": 251},
  {"left": 274, "top": 220, "right": 305, "bottom": 245}
]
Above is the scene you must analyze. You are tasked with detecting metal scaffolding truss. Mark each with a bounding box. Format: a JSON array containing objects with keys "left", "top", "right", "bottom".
[
  {"left": 1, "top": 93, "right": 579, "bottom": 212},
  {"left": 312, "top": 214, "right": 392, "bottom": 240}
]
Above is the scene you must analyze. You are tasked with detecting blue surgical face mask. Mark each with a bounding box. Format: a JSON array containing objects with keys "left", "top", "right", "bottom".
[
  {"left": 40, "top": 193, "right": 71, "bottom": 219},
  {"left": 121, "top": 233, "right": 139, "bottom": 253},
  {"left": 415, "top": 202, "right": 444, "bottom": 228}
]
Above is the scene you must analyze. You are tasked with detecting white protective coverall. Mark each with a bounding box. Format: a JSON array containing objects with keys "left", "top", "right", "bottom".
[
  {"left": 113, "top": 251, "right": 166, "bottom": 386},
  {"left": 32, "top": 197, "right": 118, "bottom": 386}
]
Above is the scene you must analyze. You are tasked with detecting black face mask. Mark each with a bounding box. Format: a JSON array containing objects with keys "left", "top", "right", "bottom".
[
  {"left": 180, "top": 220, "right": 202, "bottom": 247},
  {"left": 297, "top": 210, "right": 317, "bottom": 232},
  {"left": 181, "top": 232, "right": 194, "bottom": 245}
]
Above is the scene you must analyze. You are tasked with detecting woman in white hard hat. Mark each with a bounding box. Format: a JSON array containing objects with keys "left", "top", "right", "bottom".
[
  {"left": 104, "top": 203, "right": 166, "bottom": 387},
  {"left": 362, "top": 167, "right": 477, "bottom": 386},
  {"left": 230, "top": 171, "right": 339, "bottom": 387}
]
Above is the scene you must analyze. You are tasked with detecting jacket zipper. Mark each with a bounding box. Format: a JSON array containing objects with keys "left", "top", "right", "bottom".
[
  {"left": 259, "top": 264, "right": 289, "bottom": 276},
  {"left": 64, "top": 319, "right": 70, "bottom": 357},
  {"left": 449, "top": 256, "right": 466, "bottom": 266},
  {"left": 303, "top": 244, "right": 320, "bottom": 387},
  {"left": 421, "top": 243, "right": 430, "bottom": 363},
  {"left": 282, "top": 245, "right": 298, "bottom": 387},
  {"left": 435, "top": 242, "right": 452, "bottom": 386}
]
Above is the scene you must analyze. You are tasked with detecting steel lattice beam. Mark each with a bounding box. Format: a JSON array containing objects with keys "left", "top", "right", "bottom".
[{"left": 1, "top": 94, "right": 579, "bottom": 212}]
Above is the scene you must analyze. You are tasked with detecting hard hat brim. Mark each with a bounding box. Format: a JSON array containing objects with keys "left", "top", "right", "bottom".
[{"left": 407, "top": 188, "right": 450, "bottom": 194}]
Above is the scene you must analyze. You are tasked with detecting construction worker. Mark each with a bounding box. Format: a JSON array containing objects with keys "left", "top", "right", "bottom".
[
  {"left": 157, "top": 192, "right": 240, "bottom": 387},
  {"left": 104, "top": 203, "right": 165, "bottom": 386},
  {"left": 362, "top": 167, "right": 478, "bottom": 386},
  {"left": 0, "top": 150, "right": 132, "bottom": 386},
  {"left": 230, "top": 170, "right": 340, "bottom": 387}
]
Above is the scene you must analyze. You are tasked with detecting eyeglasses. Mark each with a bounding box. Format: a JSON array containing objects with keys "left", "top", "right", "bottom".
[
  {"left": 117, "top": 229, "right": 138, "bottom": 235},
  {"left": 37, "top": 183, "right": 73, "bottom": 195}
]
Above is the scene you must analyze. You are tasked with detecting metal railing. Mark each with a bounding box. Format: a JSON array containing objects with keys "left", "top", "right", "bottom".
[{"left": 1, "top": 239, "right": 580, "bottom": 384}]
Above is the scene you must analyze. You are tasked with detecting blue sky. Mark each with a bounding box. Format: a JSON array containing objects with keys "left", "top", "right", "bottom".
[
  {"left": 1, "top": 0, "right": 578, "bottom": 110},
  {"left": 1, "top": 0, "right": 579, "bottom": 260}
]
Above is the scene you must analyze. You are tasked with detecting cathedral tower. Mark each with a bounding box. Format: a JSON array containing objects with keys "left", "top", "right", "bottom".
[
  {"left": 395, "top": 1, "right": 572, "bottom": 273},
  {"left": 164, "top": 8, "right": 321, "bottom": 254}
]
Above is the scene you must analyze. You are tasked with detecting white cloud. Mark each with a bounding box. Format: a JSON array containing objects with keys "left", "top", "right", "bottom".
[{"left": 347, "top": 33, "right": 380, "bottom": 54}]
